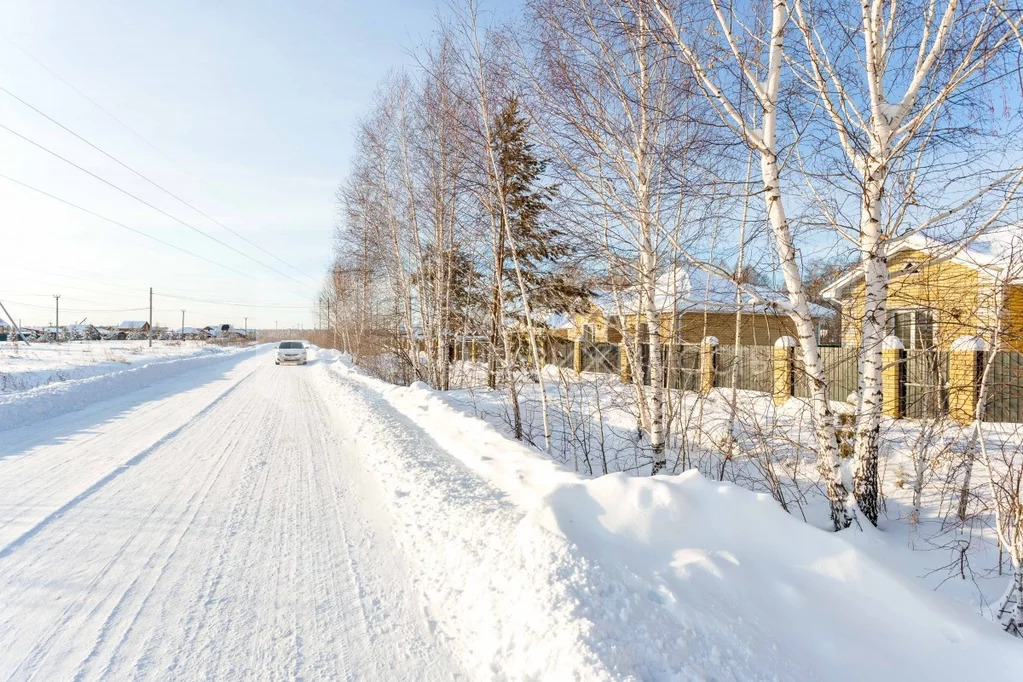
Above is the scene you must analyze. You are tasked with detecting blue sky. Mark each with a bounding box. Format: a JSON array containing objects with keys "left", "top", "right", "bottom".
[{"left": 0, "top": 0, "right": 445, "bottom": 329}]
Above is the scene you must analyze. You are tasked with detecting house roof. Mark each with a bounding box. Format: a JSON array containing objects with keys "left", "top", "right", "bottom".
[
  {"left": 821, "top": 225, "right": 1023, "bottom": 301},
  {"left": 595, "top": 265, "right": 828, "bottom": 318},
  {"left": 544, "top": 312, "right": 575, "bottom": 330},
  {"left": 204, "top": 324, "right": 244, "bottom": 337},
  {"left": 119, "top": 320, "right": 148, "bottom": 329}
]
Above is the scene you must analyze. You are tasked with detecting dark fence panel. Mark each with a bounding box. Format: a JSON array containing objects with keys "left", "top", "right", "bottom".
[
  {"left": 985, "top": 351, "right": 1023, "bottom": 423},
  {"left": 792, "top": 346, "right": 858, "bottom": 401},
  {"left": 905, "top": 349, "right": 948, "bottom": 419},
  {"left": 664, "top": 344, "right": 701, "bottom": 391},
  {"left": 549, "top": 339, "right": 575, "bottom": 369},
  {"left": 823, "top": 346, "right": 859, "bottom": 402},
  {"left": 581, "top": 341, "right": 619, "bottom": 374},
  {"left": 715, "top": 345, "right": 773, "bottom": 393}
]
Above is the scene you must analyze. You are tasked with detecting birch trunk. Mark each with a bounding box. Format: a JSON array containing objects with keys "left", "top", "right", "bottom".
[{"left": 853, "top": 168, "right": 888, "bottom": 525}]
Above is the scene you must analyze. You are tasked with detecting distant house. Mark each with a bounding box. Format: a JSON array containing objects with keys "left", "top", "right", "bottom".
[
  {"left": 572, "top": 265, "right": 829, "bottom": 346},
  {"left": 203, "top": 323, "right": 232, "bottom": 338},
  {"left": 0, "top": 317, "right": 8, "bottom": 341},
  {"left": 821, "top": 226, "right": 1023, "bottom": 350},
  {"left": 65, "top": 323, "right": 100, "bottom": 340},
  {"left": 118, "top": 320, "right": 151, "bottom": 334},
  {"left": 203, "top": 323, "right": 247, "bottom": 340}
]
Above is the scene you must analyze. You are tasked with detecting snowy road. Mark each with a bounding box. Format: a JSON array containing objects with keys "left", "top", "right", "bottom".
[
  {"left": 0, "top": 349, "right": 458, "bottom": 680},
  {"left": 4, "top": 345, "right": 1023, "bottom": 681}
]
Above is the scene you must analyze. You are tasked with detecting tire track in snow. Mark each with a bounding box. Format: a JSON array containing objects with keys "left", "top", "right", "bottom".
[
  {"left": 0, "top": 368, "right": 257, "bottom": 561},
  {"left": 0, "top": 352, "right": 460, "bottom": 680},
  {"left": 6, "top": 371, "right": 265, "bottom": 680},
  {"left": 84, "top": 375, "right": 271, "bottom": 680},
  {"left": 0, "top": 351, "right": 264, "bottom": 550}
]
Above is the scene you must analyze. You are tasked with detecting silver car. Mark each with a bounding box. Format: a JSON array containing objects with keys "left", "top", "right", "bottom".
[{"left": 276, "top": 340, "right": 308, "bottom": 365}]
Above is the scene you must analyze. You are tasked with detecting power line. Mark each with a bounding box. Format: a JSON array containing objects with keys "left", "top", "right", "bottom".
[
  {"left": 0, "top": 33, "right": 183, "bottom": 166},
  {"left": 0, "top": 172, "right": 258, "bottom": 281},
  {"left": 0, "top": 85, "right": 323, "bottom": 289},
  {"left": 156, "top": 292, "right": 311, "bottom": 309},
  {"left": 2, "top": 299, "right": 149, "bottom": 313},
  {"left": 0, "top": 121, "right": 319, "bottom": 291}
]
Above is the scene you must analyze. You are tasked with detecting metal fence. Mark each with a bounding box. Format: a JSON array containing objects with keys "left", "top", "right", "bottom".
[
  {"left": 548, "top": 339, "right": 575, "bottom": 369},
  {"left": 985, "top": 351, "right": 1023, "bottom": 423},
  {"left": 792, "top": 346, "right": 859, "bottom": 402},
  {"left": 580, "top": 341, "right": 620, "bottom": 374},
  {"left": 535, "top": 338, "right": 1023, "bottom": 424},
  {"left": 905, "top": 349, "right": 948, "bottom": 420},
  {"left": 664, "top": 344, "right": 701, "bottom": 391},
  {"left": 715, "top": 345, "right": 773, "bottom": 394}
]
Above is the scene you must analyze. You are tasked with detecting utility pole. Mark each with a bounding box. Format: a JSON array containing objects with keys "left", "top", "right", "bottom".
[
  {"left": 148, "top": 287, "right": 153, "bottom": 348},
  {"left": 0, "top": 299, "right": 30, "bottom": 344},
  {"left": 53, "top": 294, "right": 60, "bottom": 342},
  {"left": 181, "top": 309, "right": 185, "bottom": 337}
]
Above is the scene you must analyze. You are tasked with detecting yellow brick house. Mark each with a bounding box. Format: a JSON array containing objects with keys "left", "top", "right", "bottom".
[{"left": 821, "top": 227, "right": 1023, "bottom": 351}]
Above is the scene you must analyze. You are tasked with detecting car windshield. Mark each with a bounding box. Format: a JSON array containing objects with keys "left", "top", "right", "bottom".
[{"left": 279, "top": 341, "right": 304, "bottom": 349}]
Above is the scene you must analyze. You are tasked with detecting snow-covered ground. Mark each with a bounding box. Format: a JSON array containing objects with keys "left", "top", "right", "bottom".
[
  {"left": 0, "top": 339, "right": 239, "bottom": 394},
  {"left": 439, "top": 361, "right": 1023, "bottom": 620},
  {"left": 0, "top": 345, "right": 1021, "bottom": 679}
]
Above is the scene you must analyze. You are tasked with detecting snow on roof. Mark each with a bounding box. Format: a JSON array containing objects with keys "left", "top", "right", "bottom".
[
  {"left": 119, "top": 320, "right": 148, "bottom": 329},
  {"left": 595, "top": 265, "right": 827, "bottom": 317},
  {"left": 931, "top": 224, "right": 1023, "bottom": 273},
  {"left": 204, "top": 324, "right": 236, "bottom": 337},
  {"left": 0, "top": 318, "right": 8, "bottom": 327},
  {"left": 544, "top": 312, "right": 575, "bottom": 330},
  {"left": 824, "top": 225, "right": 1023, "bottom": 300}
]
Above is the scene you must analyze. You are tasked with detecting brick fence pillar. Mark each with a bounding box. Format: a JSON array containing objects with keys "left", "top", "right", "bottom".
[
  {"left": 573, "top": 339, "right": 583, "bottom": 375},
  {"left": 773, "top": 336, "right": 796, "bottom": 406},
  {"left": 700, "top": 336, "right": 718, "bottom": 395},
  {"left": 881, "top": 334, "right": 906, "bottom": 419},
  {"left": 949, "top": 335, "right": 988, "bottom": 424}
]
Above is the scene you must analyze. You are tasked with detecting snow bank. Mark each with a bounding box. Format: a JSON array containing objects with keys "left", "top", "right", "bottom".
[
  {"left": 0, "top": 344, "right": 260, "bottom": 431},
  {"left": 0, "top": 340, "right": 229, "bottom": 394},
  {"left": 317, "top": 352, "right": 1023, "bottom": 680}
]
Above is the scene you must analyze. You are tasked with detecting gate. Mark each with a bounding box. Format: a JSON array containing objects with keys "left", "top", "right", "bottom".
[{"left": 580, "top": 341, "right": 619, "bottom": 374}]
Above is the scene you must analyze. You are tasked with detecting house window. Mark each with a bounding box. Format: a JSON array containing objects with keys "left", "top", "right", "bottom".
[
  {"left": 888, "top": 309, "right": 936, "bottom": 349},
  {"left": 582, "top": 324, "right": 595, "bottom": 342}
]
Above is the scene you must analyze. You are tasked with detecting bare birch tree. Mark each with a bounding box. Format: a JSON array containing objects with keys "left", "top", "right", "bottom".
[
  {"left": 652, "top": 0, "right": 1023, "bottom": 528},
  {"left": 526, "top": 0, "right": 712, "bottom": 474}
]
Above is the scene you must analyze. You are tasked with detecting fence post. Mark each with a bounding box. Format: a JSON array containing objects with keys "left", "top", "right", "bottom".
[
  {"left": 948, "top": 335, "right": 988, "bottom": 424},
  {"left": 573, "top": 339, "right": 583, "bottom": 375},
  {"left": 773, "top": 336, "right": 796, "bottom": 406},
  {"left": 471, "top": 339, "right": 477, "bottom": 363},
  {"left": 881, "top": 334, "right": 906, "bottom": 419},
  {"left": 700, "top": 336, "right": 718, "bottom": 395},
  {"left": 620, "top": 344, "right": 631, "bottom": 383}
]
